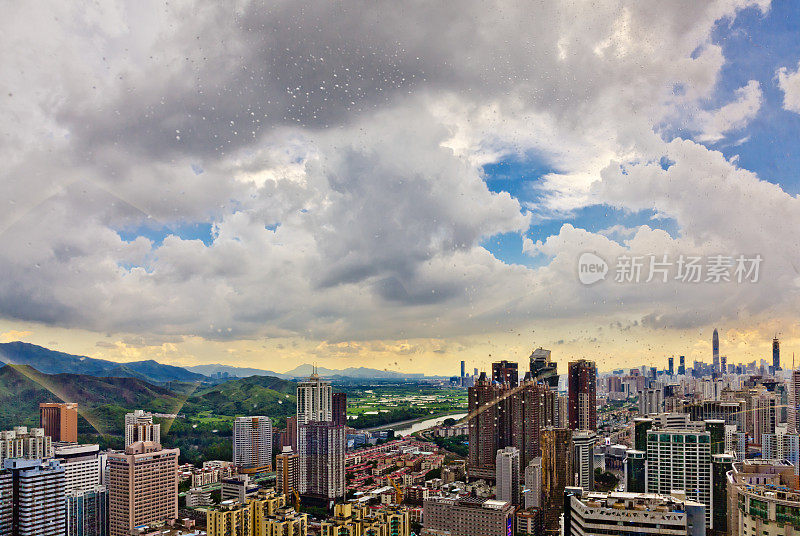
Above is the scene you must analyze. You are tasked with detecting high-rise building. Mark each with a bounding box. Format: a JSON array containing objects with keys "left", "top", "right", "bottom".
[
  {"left": 721, "top": 355, "right": 727, "bottom": 376},
  {"left": 711, "top": 453, "right": 733, "bottom": 534},
  {"left": 55, "top": 443, "right": 102, "bottom": 492},
  {"left": 773, "top": 336, "right": 781, "bottom": 371},
  {"left": 467, "top": 373, "right": 500, "bottom": 477},
  {"left": 275, "top": 446, "right": 299, "bottom": 497},
  {"left": 233, "top": 416, "right": 273, "bottom": 471},
  {"left": 633, "top": 417, "right": 653, "bottom": 451},
  {"left": 1, "top": 458, "right": 66, "bottom": 536},
  {"left": 285, "top": 416, "right": 298, "bottom": 451},
  {"left": 568, "top": 359, "right": 597, "bottom": 431},
  {"left": 678, "top": 355, "right": 686, "bottom": 375},
  {"left": 491, "top": 360, "right": 519, "bottom": 387},
  {"left": 624, "top": 449, "right": 646, "bottom": 493},
  {"left": 541, "top": 427, "right": 573, "bottom": 534},
  {"left": 571, "top": 431, "right": 595, "bottom": 491},
  {"left": 523, "top": 457, "right": 541, "bottom": 509},
  {"left": 0, "top": 470, "right": 9, "bottom": 535},
  {"left": 65, "top": 485, "right": 109, "bottom": 536},
  {"left": 495, "top": 446, "right": 520, "bottom": 506},
  {"left": 460, "top": 361, "right": 465, "bottom": 381},
  {"left": 645, "top": 428, "right": 712, "bottom": 527},
  {"left": 298, "top": 421, "right": 345, "bottom": 499},
  {"left": 790, "top": 369, "right": 800, "bottom": 434},
  {"left": 668, "top": 357, "right": 674, "bottom": 376},
  {"left": 296, "top": 370, "right": 332, "bottom": 427},
  {"left": 123, "top": 410, "right": 160, "bottom": 449},
  {"left": 332, "top": 392, "right": 347, "bottom": 427},
  {"left": 39, "top": 403, "right": 78, "bottom": 443},
  {"left": 639, "top": 385, "right": 665, "bottom": 415},
  {"left": 0, "top": 427, "right": 52, "bottom": 466},
  {"left": 467, "top": 373, "right": 551, "bottom": 478},
  {"left": 563, "top": 488, "right": 706, "bottom": 536},
  {"left": 423, "top": 497, "right": 515, "bottom": 536},
  {"left": 712, "top": 328, "right": 720, "bottom": 374},
  {"left": 107, "top": 441, "right": 178, "bottom": 536},
  {"left": 554, "top": 392, "right": 569, "bottom": 428},
  {"left": 529, "top": 348, "right": 558, "bottom": 387}
]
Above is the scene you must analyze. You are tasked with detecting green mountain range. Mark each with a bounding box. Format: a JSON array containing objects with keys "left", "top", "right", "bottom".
[{"left": 0, "top": 363, "right": 297, "bottom": 441}]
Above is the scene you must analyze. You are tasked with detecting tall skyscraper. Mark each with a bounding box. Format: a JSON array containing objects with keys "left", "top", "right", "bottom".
[
  {"left": 667, "top": 357, "right": 674, "bottom": 376},
  {"left": 523, "top": 457, "right": 542, "bottom": 509},
  {"left": 275, "top": 446, "right": 299, "bottom": 497},
  {"left": 467, "top": 373, "right": 500, "bottom": 477},
  {"left": 712, "top": 328, "right": 719, "bottom": 374},
  {"left": 571, "top": 431, "right": 595, "bottom": 491},
  {"left": 65, "top": 486, "right": 109, "bottom": 536},
  {"left": 233, "top": 416, "right": 273, "bottom": 471},
  {"left": 624, "top": 449, "right": 645, "bottom": 493},
  {"left": 790, "top": 369, "right": 800, "bottom": 434},
  {"left": 1, "top": 458, "right": 66, "bottom": 536},
  {"left": 296, "top": 370, "right": 332, "bottom": 427},
  {"left": 541, "top": 428, "right": 573, "bottom": 534},
  {"left": 678, "top": 355, "right": 686, "bottom": 375},
  {"left": 467, "top": 372, "right": 551, "bottom": 478},
  {"left": 123, "top": 410, "right": 160, "bottom": 449},
  {"left": 460, "top": 361, "right": 465, "bottom": 382},
  {"left": 332, "top": 392, "right": 347, "bottom": 427},
  {"left": 491, "top": 360, "right": 519, "bottom": 387},
  {"left": 711, "top": 453, "right": 734, "bottom": 534},
  {"left": 645, "top": 428, "right": 712, "bottom": 527},
  {"left": 568, "top": 360, "right": 597, "bottom": 431},
  {"left": 107, "top": 441, "right": 179, "bottom": 536},
  {"left": 298, "top": 421, "right": 345, "bottom": 499},
  {"left": 495, "top": 446, "right": 520, "bottom": 506},
  {"left": 721, "top": 355, "right": 727, "bottom": 376},
  {"left": 529, "top": 348, "right": 558, "bottom": 387},
  {"left": 773, "top": 336, "right": 781, "bottom": 371},
  {"left": 285, "top": 416, "right": 298, "bottom": 451},
  {"left": 39, "top": 402, "right": 78, "bottom": 443}
]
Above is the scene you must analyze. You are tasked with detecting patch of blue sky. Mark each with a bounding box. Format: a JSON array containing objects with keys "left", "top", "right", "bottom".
[
  {"left": 117, "top": 221, "right": 215, "bottom": 247},
  {"left": 670, "top": 5, "right": 800, "bottom": 193},
  {"left": 480, "top": 155, "right": 679, "bottom": 267}
]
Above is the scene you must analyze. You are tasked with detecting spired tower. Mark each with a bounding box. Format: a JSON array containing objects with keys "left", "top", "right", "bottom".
[{"left": 712, "top": 328, "right": 720, "bottom": 374}]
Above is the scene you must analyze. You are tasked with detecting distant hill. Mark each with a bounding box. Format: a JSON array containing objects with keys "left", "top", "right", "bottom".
[
  {"left": 0, "top": 364, "right": 297, "bottom": 436},
  {"left": 282, "top": 364, "right": 425, "bottom": 379},
  {"left": 187, "top": 362, "right": 426, "bottom": 379},
  {"left": 0, "top": 364, "right": 181, "bottom": 434},
  {"left": 182, "top": 375, "right": 297, "bottom": 419},
  {"left": 185, "top": 363, "right": 282, "bottom": 378},
  {"left": 0, "top": 342, "right": 208, "bottom": 384}
]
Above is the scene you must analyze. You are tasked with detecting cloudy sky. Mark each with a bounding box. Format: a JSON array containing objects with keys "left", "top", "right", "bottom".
[{"left": 1, "top": 0, "right": 799, "bottom": 375}]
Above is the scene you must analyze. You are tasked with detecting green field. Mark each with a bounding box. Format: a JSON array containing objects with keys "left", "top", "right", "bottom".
[{"left": 339, "top": 384, "right": 467, "bottom": 429}]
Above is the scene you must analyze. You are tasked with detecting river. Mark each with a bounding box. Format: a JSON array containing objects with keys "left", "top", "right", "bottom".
[{"left": 386, "top": 412, "right": 468, "bottom": 436}]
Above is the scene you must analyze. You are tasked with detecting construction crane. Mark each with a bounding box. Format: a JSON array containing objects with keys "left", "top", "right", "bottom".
[
  {"left": 293, "top": 489, "right": 301, "bottom": 511},
  {"left": 389, "top": 477, "right": 403, "bottom": 504}
]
